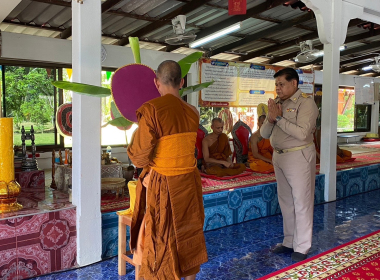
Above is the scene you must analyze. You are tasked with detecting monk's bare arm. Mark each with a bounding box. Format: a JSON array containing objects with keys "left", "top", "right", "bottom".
[
  {"left": 260, "top": 117, "right": 275, "bottom": 139},
  {"left": 250, "top": 134, "right": 272, "bottom": 164},
  {"left": 202, "top": 137, "right": 231, "bottom": 167}
]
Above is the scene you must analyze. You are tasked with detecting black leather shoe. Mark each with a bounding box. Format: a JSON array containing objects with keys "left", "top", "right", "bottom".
[
  {"left": 291, "top": 252, "right": 307, "bottom": 262},
  {"left": 271, "top": 244, "right": 293, "bottom": 254}
]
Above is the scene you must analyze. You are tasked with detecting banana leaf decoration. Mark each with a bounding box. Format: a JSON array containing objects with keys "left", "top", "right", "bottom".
[{"left": 52, "top": 37, "right": 213, "bottom": 127}]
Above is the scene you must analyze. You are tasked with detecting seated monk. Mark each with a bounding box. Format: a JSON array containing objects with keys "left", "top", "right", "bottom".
[
  {"left": 336, "top": 145, "right": 353, "bottom": 163},
  {"left": 202, "top": 117, "right": 246, "bottom": 177},
  {"left": 247, "top": 115, "right": 274, "bottom": 173},
  {"left": 314, "top": 129, "right": 353, "bottom": 164}
]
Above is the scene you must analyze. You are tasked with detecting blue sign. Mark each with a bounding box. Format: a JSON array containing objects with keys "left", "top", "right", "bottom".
[
  {"left": 211, "top": 61, "right": 229, "bottom": 67},
  {"left": 249, "top": 90, "right": 265, "bottom": 94},
  {"left": 250, "top": 65, "right": 265, "bottom": 70}
]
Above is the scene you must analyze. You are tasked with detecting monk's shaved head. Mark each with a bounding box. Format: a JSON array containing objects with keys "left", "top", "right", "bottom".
[
  {"left": 212, "top": 117, "right": 223, "bottom": 125},
  {"left": 156, "top": 60, "right": 182, "bottom": 88},
  {"left": 211, "top": 117, "right": 224, "bottom": 135},
  {"left": 258, "top": 115, "right": 266, "bottom": 122}
]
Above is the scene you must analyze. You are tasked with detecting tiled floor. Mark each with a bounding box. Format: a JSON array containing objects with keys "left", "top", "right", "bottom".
[{"left": 31, "top": 188, "right": 380, "bottom": 280}]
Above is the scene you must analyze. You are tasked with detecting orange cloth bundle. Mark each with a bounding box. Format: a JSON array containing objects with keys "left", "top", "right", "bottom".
[{"left": 150, "top": 132, "right": 197, "bottom": 176}]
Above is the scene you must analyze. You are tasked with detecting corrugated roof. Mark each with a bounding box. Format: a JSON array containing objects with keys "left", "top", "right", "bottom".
[{"left": 1, "top": 0, "right": 379, "bottom": 76}]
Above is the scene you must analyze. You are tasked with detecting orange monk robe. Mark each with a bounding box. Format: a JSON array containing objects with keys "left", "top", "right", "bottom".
[
  {"left": 336, "top": 147, "right": 353, "bottom": 163},
  {"left": 203, "top": 133, "right": 246, "bottom": 177},
  {"left": 127, "top": 94, "right": 208, "bottom": 280},
  {"left": 314, "top": 132, "right": 353, "bottom": 164},
  {"left": 247, "top": 138, "right": 274, "bottom": 173}
]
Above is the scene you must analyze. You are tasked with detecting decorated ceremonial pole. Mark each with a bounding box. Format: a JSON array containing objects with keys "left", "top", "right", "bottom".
[{"left": 0, "top": 117, "right": 23, "bottom": 213}]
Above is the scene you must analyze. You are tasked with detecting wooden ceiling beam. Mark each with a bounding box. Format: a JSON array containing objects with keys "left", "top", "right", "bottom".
[
  {"left": 211, "top": 12, "right": 315, "bottom": 55},
  {"left": 241, "top": 18, "right": 364, "bottom": 62},
  {"left": 2, "top": 19, "right": 64, "bottom": 32},
  {"left": 117, "top": 0, "right": 213, "bottom": 46},
  {"left": 339, "top": 62, "right": 374, "bottom": 73},
  {"left": 339, "top": 53, "right": 377, "bottom": 67},
  {"left": 194, "top": 0, "right": 289, "bottom": 41},
  {"left": 175, "top": 0, "right": 228, "bottom": 11},
  {"left": 60, "top": 0, "right": 124, "bottom": 39},
  {"left": 270, "top": 27, "right": 378, "bottom": 64},
  {"left": 292, "top": 41, "right": 380, "bottom": 68},
  {"left": 31, "top": 0, "right": 71, "bottom": 7}
]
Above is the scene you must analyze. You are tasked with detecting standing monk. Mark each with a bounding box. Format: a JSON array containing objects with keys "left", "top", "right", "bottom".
[
  {"left": 261, "top": 68, "right": 318, "bottom": 262},
  {"left": 247, "top": 114, "right": 274, "bottom": 173},
  {"left": 127, "top": 60, "right": 208, "bottom": 280},
  {"left": 202, "top": 118, "right": 246, "bottom": 177}
]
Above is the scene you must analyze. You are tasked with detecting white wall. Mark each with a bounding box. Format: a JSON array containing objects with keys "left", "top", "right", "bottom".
[{"left": 0, "top": 32, "right": 188, "bottom": 69}]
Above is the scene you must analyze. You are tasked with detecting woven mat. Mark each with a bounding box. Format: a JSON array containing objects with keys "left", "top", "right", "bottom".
[
  {"left": 200, "top": 170, "right": 253, "bottom": 180},
  {"left": 101, "top": 193, "right": 130, "bottom": 213},
  {"left": 258, "top": 230, "right": 380, "bottom": 280}
]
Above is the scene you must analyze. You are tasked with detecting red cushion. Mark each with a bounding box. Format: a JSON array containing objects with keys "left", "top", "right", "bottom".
[
  {"left": 235, "top": 126, "right": 250, "bottom": 155},
  {"left": 196, "top": 128, "right": 206, "bottom": 159}
]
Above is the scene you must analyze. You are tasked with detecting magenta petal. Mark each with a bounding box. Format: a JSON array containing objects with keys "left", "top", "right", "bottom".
[{"left": 111, "top": 64, "right": 160, "bottom": 123}]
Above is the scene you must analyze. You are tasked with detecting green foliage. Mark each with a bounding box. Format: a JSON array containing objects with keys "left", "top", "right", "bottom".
[
  {"left": 52, "top": 81, "right": 111, "bottom": 97},
  {"left": 178, "top": 52, "right": 203, "bottom": 78},
  {"left": 337, "top": 114, "right": 352, "bottom": 131},
  {"left": 103, "top": 117, "right": 133, "bottom": 128},
  {"left": 180, "top": 81, "right": 214, "bottom": 97},
  {"left": 21, "top": 97, "right": 52, "bottom": 132},
  {"left": 129, "top": 37, "right": 141, "bottom": 64},
  {"left": 5, "top": 67, "right": 55, "bottom": 129},
  {"left": 200, "top": 107, "right": 224, "bottom": 133}
]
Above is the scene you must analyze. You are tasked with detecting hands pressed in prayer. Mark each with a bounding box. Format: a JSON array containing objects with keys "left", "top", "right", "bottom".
[
  {"left": 267, "top": 98, "right": 282, "bottom": 123},
  {"left": 222, "top": 161, "right": 234, "bottom": 168}
]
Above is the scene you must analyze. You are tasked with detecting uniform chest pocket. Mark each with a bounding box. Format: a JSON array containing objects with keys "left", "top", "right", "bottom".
[{"left": 284, "top": 110, "right": 297, "bottom": 120}]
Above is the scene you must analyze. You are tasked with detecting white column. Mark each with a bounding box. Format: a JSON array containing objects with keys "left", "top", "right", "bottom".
[
  {"left": 72, "top": 0, "right": 102, "bottom": 266},
  {"left": 304, "top": 0, "right": 360, "bottom": 202},
  {"left": 186, "top": 69, "right": 200, "bottom": 112},
  {"left": 320, "top": 42, "right": 340, "bottom": 202}
]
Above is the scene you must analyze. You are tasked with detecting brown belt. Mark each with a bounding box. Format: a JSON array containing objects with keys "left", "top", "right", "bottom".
[{"left": 274, "top": 142, "right": 313, "bottom": 154}]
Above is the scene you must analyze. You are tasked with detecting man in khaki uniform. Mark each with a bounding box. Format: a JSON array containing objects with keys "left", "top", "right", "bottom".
[{"left": 261, "top": 68, "right": 318, "bottom": 262}]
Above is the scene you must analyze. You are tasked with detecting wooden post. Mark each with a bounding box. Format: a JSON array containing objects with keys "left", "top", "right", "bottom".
[
  {"left": 59, "top": 149, "right": 63, "bottom": 165},
  {"left": 50, "top": 150, "right": 57, "bottom": 190}
]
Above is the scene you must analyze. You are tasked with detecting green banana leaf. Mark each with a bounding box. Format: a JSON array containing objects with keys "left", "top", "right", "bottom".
[
  {"left": 52, "top": 81, "right": 111, "bottom": 97},
  {"left": 179, "top": 80, "right": 214, "bottom": 97},
  {"left": 102, "top": 117, "right": 134, "bottom": 128},
  {"left": 110, "top": 101, "right": 123, "bottom": 119},
  {"left": 177, "top": 52, "right": 203, "bottom": 78},
  {"left": 129, "top": 37, "right": 141, "bottom": 64}
]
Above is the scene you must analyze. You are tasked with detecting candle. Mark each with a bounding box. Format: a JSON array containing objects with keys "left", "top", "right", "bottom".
[{"left": 0, "top": 118, "right": 14, "bottom": 184}]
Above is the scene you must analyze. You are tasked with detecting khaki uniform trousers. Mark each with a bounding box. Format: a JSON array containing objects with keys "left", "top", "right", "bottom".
[{"left": 272, "top": 144, "right": 316, "bottom": 255}]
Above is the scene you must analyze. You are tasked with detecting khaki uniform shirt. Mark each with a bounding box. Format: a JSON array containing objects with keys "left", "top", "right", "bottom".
[{"left": 260, "top": 89, "right": 319, "bottom": 150}]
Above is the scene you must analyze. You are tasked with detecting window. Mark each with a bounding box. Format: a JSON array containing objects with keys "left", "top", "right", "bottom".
[
  {"left": 2, "top": 65, "right": 62, "bottom": 148},
  {"left": 354, "top": 105, "right": 371, "bottom": 132},
  {"left": 62, "top": 69, "right": 138, "bottom": 148},
  {"left": 314, "top": 85, "right": 371, "bottom": 133},
  {"left": 338, "top": 87, "right": 355, "bottom": 132}
]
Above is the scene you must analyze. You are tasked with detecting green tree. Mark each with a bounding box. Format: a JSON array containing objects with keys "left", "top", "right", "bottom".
[{"left": 4, "top": 67, "right": 54, "bottom": 129}]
